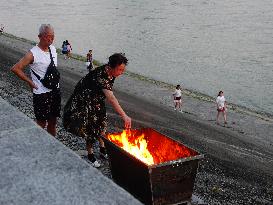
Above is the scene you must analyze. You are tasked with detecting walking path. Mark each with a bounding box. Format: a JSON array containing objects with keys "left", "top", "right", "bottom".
[{"left": 0, "top": 97, "right": 142, "bottom": 205}]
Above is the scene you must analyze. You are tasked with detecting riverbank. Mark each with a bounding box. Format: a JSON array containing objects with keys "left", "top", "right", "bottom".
[
  {"left": 3, "top": 32, "right": 272, "bottom": 121},
  {"left": 1, "top": 32, "right": 273, "bottom": 204}
]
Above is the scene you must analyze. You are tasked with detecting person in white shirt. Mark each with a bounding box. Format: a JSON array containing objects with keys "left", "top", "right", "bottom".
[
  {"left": 173, "top": 84, "right": 183, "bottom": 113},
  {"left": 216, "top": 90, "right": 227, "bottom": 125},
  {"left": 11, "top": 24, "right": 61, "bottom": 136}
]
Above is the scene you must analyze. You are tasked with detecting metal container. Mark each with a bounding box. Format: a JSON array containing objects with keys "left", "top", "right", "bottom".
[{"left": 103, "top": 128, "right": 203, "bottom": 205}]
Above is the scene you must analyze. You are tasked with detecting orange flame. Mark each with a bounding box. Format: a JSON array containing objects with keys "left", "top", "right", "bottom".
[{"left": 107, "top": 130, "right": 154, "bottom": 165}]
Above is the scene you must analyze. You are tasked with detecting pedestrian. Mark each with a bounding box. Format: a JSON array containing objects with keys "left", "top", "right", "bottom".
[
  {"left": 61, "top": 40, "right": 68, "bottom": 59},
  {"left": 11, "top": 24, "right": 61, "bottom": 136},
  {"left": 66, "top": 40, "right": 72, "bottom": 59},
  {"left": 173, "top": 84, "right": 183, "bottom": 113},
  {"left": 86, "top": 49, "right": 93, "bottom": 71},
  {"left": 63, "top": 53, "right": 131, "bottom": 168},
  {"left": 0, "top": 24, "right": 4, "bottom": 33},
  {"left": 216, "top": 90, "right": 227, "bottom": 125}
]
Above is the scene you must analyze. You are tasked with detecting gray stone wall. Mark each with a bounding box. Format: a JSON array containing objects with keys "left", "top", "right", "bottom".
[{"left": 0, "top": 97, "right": 142, "bottom": 205}]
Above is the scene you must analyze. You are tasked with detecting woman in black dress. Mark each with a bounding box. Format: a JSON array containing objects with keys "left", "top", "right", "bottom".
[{"left": 63, "top": 53, "right": 131, "bottom": 167}]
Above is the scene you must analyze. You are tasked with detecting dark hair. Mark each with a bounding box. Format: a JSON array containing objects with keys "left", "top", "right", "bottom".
[
  {"left": 218, "top": 90, "right": 223, "bottom": 96},
  {"left": 89, "top": 50, "right": 92, "bottom": 52},
  {"left": 108, "top": 53, "right": 128, "bottom": 68},
  {"left": 176, "top": 85, "right": 180, "bottom": 89}
]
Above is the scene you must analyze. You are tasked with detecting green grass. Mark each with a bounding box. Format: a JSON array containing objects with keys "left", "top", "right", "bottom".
[
  {"left": 2, "top": 32, "right": 36, "bottom": 45},
  {"left": 56, "top": 48, "right": 101, "bottom": 67}
]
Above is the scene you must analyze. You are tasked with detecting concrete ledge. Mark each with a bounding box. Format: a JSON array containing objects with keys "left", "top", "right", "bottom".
[{"left": 0, "top": 97, "right": 142, "bottom": 205}]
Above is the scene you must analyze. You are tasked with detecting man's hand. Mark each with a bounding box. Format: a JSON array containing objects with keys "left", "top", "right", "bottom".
[{"left": 28, "top": 81, "right": 38, "bottom": 90}]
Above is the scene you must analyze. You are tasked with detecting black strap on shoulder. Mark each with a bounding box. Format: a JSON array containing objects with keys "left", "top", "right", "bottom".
[
  {"left": 31, "top": 46, "right": 55, "bottom": 79},
  {"left": 48, "top": 46, "right": 55, "bottom": 66},
  {"left": 31, "top": 69, "right": 41, "bottom": 80}
]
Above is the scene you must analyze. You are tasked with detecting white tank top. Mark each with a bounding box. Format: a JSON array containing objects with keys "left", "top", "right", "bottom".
[
  {"left": 29, "top": 45, "right": 58, "bottom": 94},
  {"left": 173, "top": 89, "right": 182, "bottom": 98}
]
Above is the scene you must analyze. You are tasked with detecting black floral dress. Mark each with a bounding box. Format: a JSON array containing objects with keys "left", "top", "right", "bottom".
[{"left": 63, "top": 65, "right": 115, "bottom": 143}]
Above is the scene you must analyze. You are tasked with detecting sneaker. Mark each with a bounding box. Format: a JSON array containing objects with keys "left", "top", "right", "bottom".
[
  {"left": 91, "top": 160, "right": 101, "bottom": 168},
  {"left": 100, "top": 147, "right": 108, "bottom": 159},
  {"left": 88, "top": 154, "right": 101, "bottom": 168},
  {"left": 179, "top": 110, "right": 183, "bottom": 113}
]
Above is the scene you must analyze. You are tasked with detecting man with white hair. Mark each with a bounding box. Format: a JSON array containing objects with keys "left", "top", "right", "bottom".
[{"left": 11, "top": 24, "right": 61, "bottom": 136}]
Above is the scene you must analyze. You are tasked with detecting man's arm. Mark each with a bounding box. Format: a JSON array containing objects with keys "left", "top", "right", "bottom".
[
  {"left": 103, "top": 89, "right": 131, "bottom": 129},
  {"left": 11, "top": 51, "right": 37, "bottom": 90}
]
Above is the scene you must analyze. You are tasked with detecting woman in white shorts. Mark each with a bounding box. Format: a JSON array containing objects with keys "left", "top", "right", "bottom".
[
  {"left": 173, "top": 84, "right": 183, "bottom": 112},
  {"left": 216, "top": 90, "right": 227, "bottom": 125}
]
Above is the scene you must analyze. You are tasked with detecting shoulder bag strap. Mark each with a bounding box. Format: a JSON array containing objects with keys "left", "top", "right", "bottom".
[
  {"left": 31, "top": 69, "right": 41, "bottom": 80},
  {"left": 48, "top": 46, "right": 55, "bottom": 66}
]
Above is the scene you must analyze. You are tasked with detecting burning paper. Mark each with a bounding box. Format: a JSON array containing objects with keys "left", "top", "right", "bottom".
[{"left": 107, "top": 130, "right": 154, "bottom": 165}]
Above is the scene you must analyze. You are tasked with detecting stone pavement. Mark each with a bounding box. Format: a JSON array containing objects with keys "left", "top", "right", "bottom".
[{"left": 0, "top": 97, "right": 142, "bottom": 205}]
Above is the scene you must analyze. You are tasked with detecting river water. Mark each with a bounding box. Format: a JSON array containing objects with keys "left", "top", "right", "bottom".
[{"left": 1, "top": 0, "right": 273, "bottom": 115}]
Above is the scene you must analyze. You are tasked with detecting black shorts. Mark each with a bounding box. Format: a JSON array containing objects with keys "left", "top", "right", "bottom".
[
  {"left": 175, "top": 96, "right": 181, "bottom": 100},
  {"left": 33, "top": 90, "right": 61, "bottom": 121}
]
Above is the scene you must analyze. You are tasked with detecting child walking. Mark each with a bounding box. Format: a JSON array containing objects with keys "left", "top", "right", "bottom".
[
  {"left": 216, "top": 90, "right": 227, "bottom": 125},
  {"left": 86, "top": 49, "right": 94, "bottom": 72},
  {"left": 173, "top": 85, "right": 183, "bottom": 113}
]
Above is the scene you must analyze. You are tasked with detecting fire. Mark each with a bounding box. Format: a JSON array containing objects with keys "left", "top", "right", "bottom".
[
  {"left": 107, "top": 130, "right": 154, "bottom": 165},
  {"left": 107, "top": 128, "right": 198, "bottom": 166}
]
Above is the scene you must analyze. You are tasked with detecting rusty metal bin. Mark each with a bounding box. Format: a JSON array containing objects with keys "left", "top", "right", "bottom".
[{"left": 103, "top": 128, "right": 203, "bottom": 205}]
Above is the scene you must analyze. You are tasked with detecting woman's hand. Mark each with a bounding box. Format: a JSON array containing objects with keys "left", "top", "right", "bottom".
[
  {"left": 103, "top": 89, "right": 132, "bottom": 129},
  {"left": 123, "top": 115, "right": 132, "bottom": 129}
]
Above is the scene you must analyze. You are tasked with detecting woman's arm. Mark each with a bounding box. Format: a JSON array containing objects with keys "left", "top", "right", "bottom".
[
  {"left": 216, "top": 98, "right": 219, "bottom": 109},
  {"left": 10, "top": 51, "right": 37, "bottom": 90},
  {"left": 172, "top": 90, "right": 177, "bottom": 99},
  {"left": 103, "top": 89, "right": 131, "bottom": 129}
]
